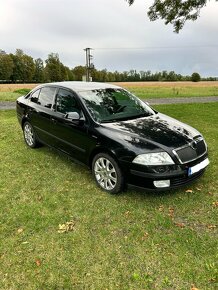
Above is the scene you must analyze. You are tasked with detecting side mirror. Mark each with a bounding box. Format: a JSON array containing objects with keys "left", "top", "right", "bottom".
[{"left": 65, "top": 112, "right": 80, "bottom": 120}]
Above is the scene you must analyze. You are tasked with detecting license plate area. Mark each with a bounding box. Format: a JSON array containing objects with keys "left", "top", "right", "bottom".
[{"left": 188, "top": 158, "right": 209, "bottom": 176}]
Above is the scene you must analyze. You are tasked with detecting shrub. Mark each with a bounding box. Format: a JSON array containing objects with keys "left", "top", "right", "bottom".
[
  {"left": 13, "top": 88, "right": 31, "bottom": 94},
  {"left": 191, "top": 72, "right": 201, "bottom": 82}
]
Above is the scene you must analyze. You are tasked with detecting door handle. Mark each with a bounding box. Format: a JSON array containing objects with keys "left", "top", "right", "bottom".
[
  {"left": 51, "top": 118, "right": 57, "bottom": 124},
  {"left": 29, "top": 108, "right": 39, "bottom": 113}
]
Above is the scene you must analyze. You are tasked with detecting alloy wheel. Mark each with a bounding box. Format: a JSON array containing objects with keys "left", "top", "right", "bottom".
[
  {"left": 94, "top": 157, "right": 117, "bottom": 191},
  {"left": 24, "top": 123, "right": 34, "bottom": 147}
]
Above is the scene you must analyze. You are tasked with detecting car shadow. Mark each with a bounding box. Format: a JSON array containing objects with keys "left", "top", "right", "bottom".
[{"left": 34, "top": 145, "right": 201, "bottom": 201}]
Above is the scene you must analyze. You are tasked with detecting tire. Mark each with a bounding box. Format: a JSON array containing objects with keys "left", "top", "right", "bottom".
[
  {"left": 92, "top": 153, "right": 124, "bottom": 194},
  {"left": 23, "top": 121, "right": 40, "bottom": 148}
]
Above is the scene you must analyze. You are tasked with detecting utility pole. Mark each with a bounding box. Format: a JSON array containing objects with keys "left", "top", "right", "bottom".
[{"left": 84, "top": 48, "right": 93, "bottom": 82}]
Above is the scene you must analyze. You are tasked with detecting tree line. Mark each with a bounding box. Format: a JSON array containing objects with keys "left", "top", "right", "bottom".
[{"left": 0, "top": 49, "right": 215, "bottom": 83}]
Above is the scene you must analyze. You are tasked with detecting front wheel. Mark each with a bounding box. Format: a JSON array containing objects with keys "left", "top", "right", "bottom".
[
  {"left": 92, "top": 153, "right": 124, "bottom": 194},
  {"left": 23, "top": 121, "right": 40, "bottom": 148}
]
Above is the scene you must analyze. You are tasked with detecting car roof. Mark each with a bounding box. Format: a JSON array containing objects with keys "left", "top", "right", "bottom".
[{"left": 35, "top": 81, "right": 121, "bottom": 93}]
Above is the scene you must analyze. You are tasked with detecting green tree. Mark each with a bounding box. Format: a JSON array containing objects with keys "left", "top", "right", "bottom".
[
  {"left": 65, "top": 66, "right": 75, "bottom": 81},
  {"left": 60, "top": 63, "right": 68, "bottom": 81},
  {"left": 10, "top": 49, "right": 22, "bottom": 82},
  {"left": 45, "top": 53, "right": 67, "bottom": 82},
  {"left": 0, "top": 53, "right": 14, "bottom": 80},
  {"left": 98, "top": 69, "right": 109, "bottom": 82},
  {"left": 10, "top": 49, "right": 35, "bottom": 82},
  {"left": 72, "top": 66, "right": 86, "bottom": 81},
  {"left": 126, "top": 0, "right": 215, "bottom": 32},
  {"left": 191, "top": 72, "right": 201, "bottom": 82},
  {"left": 34, "top": 58, "right": 44, "bottom": 82},
  {"left": 167, "top": 71, "right": 178, "bottom": 81},
  {"left": 22, "top": 54, "right": 35, "bottom": 82}
]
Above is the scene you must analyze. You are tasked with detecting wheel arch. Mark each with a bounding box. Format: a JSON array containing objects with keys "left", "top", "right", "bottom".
[
  {"left": 88, "top": 146, "right": 120, "bottom": 169},
  {"left": 21, "top": 116, "right": 29, "bottom": 129},
  {"left": 90, "top": 147, "right": 125, "bottom": 194},
  {"left": 21, "top": 117, "right": 41, "bottom": 148}
]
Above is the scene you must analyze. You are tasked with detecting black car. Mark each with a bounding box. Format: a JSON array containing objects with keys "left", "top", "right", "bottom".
[{"left": 16, "top": 81, "right": 209, "bottom": 193}]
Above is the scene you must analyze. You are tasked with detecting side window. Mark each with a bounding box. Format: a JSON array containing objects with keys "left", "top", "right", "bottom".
[
  {"left": 55, "top": 89, "right": 81, "bottom": 115},
  {"left": 38, "top": 87, "right": 56, "bottom": 108},
  {"left": 30, "top": 89, "right": 40, "bottom": 103}
]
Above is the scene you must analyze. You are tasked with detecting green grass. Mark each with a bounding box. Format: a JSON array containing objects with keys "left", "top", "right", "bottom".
[
  {"left": 0, "top": 104, "right": 217, "bottom": 289},
  {"left": 14, "top": 88, "right": 31, "bottom": 95},
  {"left": 0, "top": 89, "right": 30, "bottom": 102},
  {"left": 125, "top": 86, "right": 218, "bottom": 99},
  {"left": 0, "top": 92, "right": 23, "bottom": 102}
]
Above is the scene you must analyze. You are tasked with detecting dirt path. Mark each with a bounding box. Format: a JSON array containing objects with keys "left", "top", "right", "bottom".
[
  {"left": 0, "top": 102, "right": 16, "bottom": 110},
  {"left": 1, "top": 96, "right": 218, "bottom": 110}
]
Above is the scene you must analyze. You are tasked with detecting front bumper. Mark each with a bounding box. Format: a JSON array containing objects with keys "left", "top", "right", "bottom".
[{"left": 120, "top": 154, "right": 209, "bottom": 191}]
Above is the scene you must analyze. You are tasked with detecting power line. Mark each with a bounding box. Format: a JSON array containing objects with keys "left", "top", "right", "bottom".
[{"left": 93, "top": 44, "right": 218, "bottom": 50}]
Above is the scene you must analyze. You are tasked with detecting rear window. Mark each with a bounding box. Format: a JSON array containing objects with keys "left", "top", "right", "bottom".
[
  {"left": 37, "top": 87, "right": 56, "bottom": 108},
  {"left": 30, "top": 89, "right": 40, "bottom": 103}
]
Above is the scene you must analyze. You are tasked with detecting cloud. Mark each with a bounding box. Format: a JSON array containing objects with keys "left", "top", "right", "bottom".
[{"left": 1, "top": 0, "right": 218, "bottom": 76}]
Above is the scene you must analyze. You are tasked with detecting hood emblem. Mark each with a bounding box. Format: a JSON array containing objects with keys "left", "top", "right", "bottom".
[{"left": 190, "top": 140, "right": 197, "bottom": 150}]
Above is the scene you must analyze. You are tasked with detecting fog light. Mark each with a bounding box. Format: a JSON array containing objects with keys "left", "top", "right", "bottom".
[{"left": 153, "top": 180, "right": 170, "bottom": 188}]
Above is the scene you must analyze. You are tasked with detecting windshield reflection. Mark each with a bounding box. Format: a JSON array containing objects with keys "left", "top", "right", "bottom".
[{"left": 79, "top": 88, "right": 155, "bottom": 122}]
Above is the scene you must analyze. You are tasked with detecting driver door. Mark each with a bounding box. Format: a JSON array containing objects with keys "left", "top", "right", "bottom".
[{"left": 49, "top": 88, "right": 90, "bottom": 163}]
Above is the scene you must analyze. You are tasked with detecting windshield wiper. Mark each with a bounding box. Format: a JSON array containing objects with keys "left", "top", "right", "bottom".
[
  {"left": 125, "top": 112, "right": 152, "bottom": 120},
  {"left": 101, "top": 119, "right": 120, "bottom": 123},
  {"left": 100, "top": 112, "right": 154, "bottom": 123}
]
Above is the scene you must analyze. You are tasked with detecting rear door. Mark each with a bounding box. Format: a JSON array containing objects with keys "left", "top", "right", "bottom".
[{"left": 28, "top": 86, "right": 57, "bottom": 145}]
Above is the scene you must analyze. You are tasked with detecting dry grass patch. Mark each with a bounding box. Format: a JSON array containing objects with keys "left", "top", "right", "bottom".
[
  {"left": 0, "top": 83, "right": 38, "bottom": 92},
  {"left": 115, "top": 81, "right": 218, "bottom": 88}
]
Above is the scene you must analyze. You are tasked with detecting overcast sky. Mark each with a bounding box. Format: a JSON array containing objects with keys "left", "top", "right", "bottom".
[{"left": 1, "top": 0, "right": 218, "bottom": 76}]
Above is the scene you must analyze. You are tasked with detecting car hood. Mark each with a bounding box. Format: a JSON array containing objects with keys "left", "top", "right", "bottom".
[{"left": 100, "top": 113, "right": 201, "bottom": 150}]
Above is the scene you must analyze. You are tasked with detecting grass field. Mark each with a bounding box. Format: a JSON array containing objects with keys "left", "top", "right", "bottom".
[
  {"left": 0, "top": 84, "right": 37, "bottom": 102},
  {"left": 0, "top": 82, "right": 218, "bottom": 102},
  {"left": 0, "top": 83, "right": 37, "bottom": 92},
  {"left": 0, "top": 103, "right": 217, "bottom": 289},
  {"left": 118, "top": 81, "right": 218, "bottom": 99}
]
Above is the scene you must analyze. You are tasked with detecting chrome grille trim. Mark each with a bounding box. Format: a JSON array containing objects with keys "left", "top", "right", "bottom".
[{"left": 172, "top": 137, "right": 207, "bottom": 164}]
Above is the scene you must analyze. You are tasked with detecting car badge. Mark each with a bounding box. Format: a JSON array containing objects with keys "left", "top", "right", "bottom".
[{"left": 190, "top": 140, "right": 197, "bottom": 150}]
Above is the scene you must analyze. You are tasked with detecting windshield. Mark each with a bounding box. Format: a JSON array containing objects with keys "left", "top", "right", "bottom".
[{"left": 79, "top": 88, "right": 155, "bottom": 122}]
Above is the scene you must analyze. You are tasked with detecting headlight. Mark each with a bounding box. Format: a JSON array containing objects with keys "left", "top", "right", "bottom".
[{"left": 132, "top": 152, "right": 174, "bottom": 166}]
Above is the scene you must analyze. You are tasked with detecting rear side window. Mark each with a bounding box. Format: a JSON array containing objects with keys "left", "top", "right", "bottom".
[
  {"left": 38, "top": 87, "right": 56, "bottom": 108},
  {"left": 30, "top": 89, "right": 40, "bottom": 103}
]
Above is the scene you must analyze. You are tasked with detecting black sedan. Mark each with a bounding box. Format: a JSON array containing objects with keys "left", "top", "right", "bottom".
[{"left": 16, "top": 81, "right": 209, "bottom": 193}]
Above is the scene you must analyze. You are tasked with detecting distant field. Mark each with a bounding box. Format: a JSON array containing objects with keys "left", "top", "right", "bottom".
[
  {"left": 116, "top": 81, "right": 218, "bottom": 99},
  {"left": 0, "top": 82, "right": 218, "bottom": 101},
  {"left": 116, "top": 81, "right": 218, "bottom": 87},
  {"left": 0, "top": 83, "right": 37, "bottom": 92}
]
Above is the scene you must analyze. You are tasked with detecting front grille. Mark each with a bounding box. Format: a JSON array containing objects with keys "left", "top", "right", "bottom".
[
  {"left": 173, "top": 138, "right": 207, "bottom": 164},
  {"left": 171, "top": 170, "right": 204, "bottom": 187}
]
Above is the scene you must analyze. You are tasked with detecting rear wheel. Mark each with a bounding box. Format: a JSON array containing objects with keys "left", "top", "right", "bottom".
[
  {"left": 23, "top": 121, "right": 40, "bottom": 148},
  {"left": 92, "top": 153, "right": 124, "bottom": 194}
]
